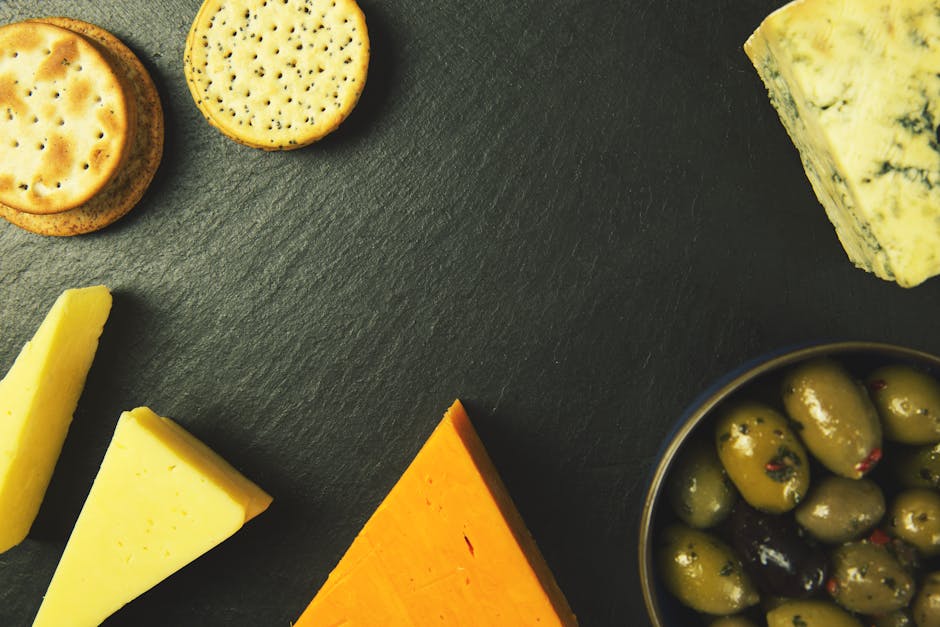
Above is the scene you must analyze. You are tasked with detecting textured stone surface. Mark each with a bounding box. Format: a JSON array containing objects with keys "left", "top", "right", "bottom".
[{"left": 0, "top": 0, "right": 939, "bottom": 625}]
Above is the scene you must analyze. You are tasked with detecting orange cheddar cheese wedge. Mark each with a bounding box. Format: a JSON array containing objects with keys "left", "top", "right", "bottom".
[{"left": 295, "top": 400, "right": 577, "bottom": 626}]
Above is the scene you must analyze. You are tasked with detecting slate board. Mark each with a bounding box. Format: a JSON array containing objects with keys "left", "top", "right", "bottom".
[{"left": 1, "top": 1, "right": 940, "bottom": 625}]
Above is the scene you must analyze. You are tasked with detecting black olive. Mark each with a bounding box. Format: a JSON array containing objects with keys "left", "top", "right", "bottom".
[{"left": 728, "top": 500, "right": 828, "bottom": 598}]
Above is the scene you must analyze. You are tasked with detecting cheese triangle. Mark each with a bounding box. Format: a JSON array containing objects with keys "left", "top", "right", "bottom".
[
  {"left": 295, "top": 400, "right": 577, "bottom": 626},
  {"left": 744, "top": 0, "right": 940, "bottom": 286},
  {"left": 0, "top": 285, "right": 112, "bottom": 553},
  {"left": 33, "top": 407, "right": 272, "bottom": 626}
]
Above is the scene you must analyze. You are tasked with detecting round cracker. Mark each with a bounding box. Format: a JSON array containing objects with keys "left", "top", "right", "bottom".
[
  {"left": 184, "top": 0, "right": 369, "bottom": 150},
  {"left": 0, "top": 18, "right": 163, "bottom": 236},
  {"left": 0, "top": 21, "right": 132, "bottom": 213}
]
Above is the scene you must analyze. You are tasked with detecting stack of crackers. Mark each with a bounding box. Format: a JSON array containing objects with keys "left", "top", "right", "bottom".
[
  {"left": 0, "top": 0, "right": 369, "bottom": 235},
  {"left": 184, "top": 0, "right": 369, "bottom": 150},
  {"left": 0, "top": 18, "right": 163, "bottom": 236}
]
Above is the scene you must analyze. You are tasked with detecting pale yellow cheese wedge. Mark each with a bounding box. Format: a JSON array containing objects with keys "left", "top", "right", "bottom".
[
  {"left": 33, "top": 406, "right": 273, "bottom": 627},
  {"left": 0, "top": 285, "right": 112, "bottom": 553}
]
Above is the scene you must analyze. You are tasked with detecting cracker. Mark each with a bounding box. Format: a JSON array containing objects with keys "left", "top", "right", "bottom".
[
  {"left": 184, "top": 0, "right": 369, "bottom": 150},
  {"left": 0, "top": 18, "right": 163, "bottom": 236},
  {"left": 0, "top": 21, "right": 132, "bottom": 213}
]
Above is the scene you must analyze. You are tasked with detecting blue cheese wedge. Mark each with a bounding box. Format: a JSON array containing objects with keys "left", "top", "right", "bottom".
[{"left": 745, "top": 0, "right": 940, "bottom": 287}]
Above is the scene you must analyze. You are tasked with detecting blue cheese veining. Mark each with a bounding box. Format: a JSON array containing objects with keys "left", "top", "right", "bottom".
[{"left": 745, "top": 0, "right": 940, "bottom": 287}]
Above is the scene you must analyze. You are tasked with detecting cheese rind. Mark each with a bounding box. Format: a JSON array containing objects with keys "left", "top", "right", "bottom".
[
  {"left": 745, "top": 0, "right": 940, "bottom": 287},
  {"left": 0, "top": 285, "right": 111, "bottom": 553},
  {"left": 295, "top": 400, "right": 577, "bottom": 626},
  {"left": 33, "top": 407, "right": 272, "bottom": 627}
]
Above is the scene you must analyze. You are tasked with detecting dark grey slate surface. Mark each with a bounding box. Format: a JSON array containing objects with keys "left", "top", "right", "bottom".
[{"left": 1, "top": 0, "right": 939, "bottom": 625}]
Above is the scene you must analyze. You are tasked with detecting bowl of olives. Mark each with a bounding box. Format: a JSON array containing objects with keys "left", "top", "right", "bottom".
[{"left": 639, "top": 341, "right": 940, "bottom": 627}]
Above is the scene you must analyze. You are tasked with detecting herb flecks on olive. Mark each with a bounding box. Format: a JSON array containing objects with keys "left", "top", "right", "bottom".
[
  {"left": 868, "top": 365, "right": 940, "bottom": 445},
  {"left": 728, "top": 501, "right": 828, "bottom": 598},
  {"left": 795, "top": 476, "right": 885, "bottom": 544},
  {"left": 657, "top": 357, "right": 940, "bottom": 621},
  {"left": 891, "top": 442, "right": 940, "bottom": 490},
  {"left": 666, "top": 438, "right": 737, "bottom": 529},
  {"left": 657, "top": 524, "right": 759, "bottom": 616},
  {"left": 766, "top": 599, "right": 862, "bottom": 627},
  {"left": 829, "top": 541, "right": 914, "bottom": 614},
  {"left": 889, "top": 489, "right": 940, "bottom": 557},
  {"left": 715, "top": 402, "right": 809, "bottom": 513},
  {"left": 781, "top": 358, "right": 883, "bottom": 479},
  {"left": 879, "top": 532, "right": 921, "bottom": 574}
]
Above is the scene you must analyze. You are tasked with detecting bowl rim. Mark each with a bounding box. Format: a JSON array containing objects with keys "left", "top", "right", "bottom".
[{"left": 638, "top": 340, "right": 940, "bottom": 626}]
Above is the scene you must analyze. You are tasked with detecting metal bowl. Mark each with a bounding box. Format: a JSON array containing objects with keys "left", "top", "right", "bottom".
[{"left": 638, "top": 341, "right": 940, "bottom": 626}]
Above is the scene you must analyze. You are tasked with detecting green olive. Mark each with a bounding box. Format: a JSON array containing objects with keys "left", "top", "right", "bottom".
[
  {"left": 830, "top": 542, "right": 914, "bottom": 614},
  {"left": 715, "top": 402, "right": 809, "bottom": 513},
  {"left": 912, "top": 572, "right": 940, "bottom": 627},
  {"left": 868, "top": 365, "right": 940, "bottom": 445},
  {"left": 869, "top": 609, "right": 914, "bottom": 627},
  {"left": 889, "top": 489, "right": 940, "bottom": 557},
  {"left": 766, "top": 600, "right": 862, "bottom": 627},
  {"left": 782, "top": 358, "right": 883, "bottom": 478},
  {"left": 794, "top": 475, "right": 885, "bottom": 543},
  {"left": 892, "top": 442, "right": 940, "bottom": 489},
  {"left": 657, "top": 524, "right": 759, "bottom": 615},
  {"left": 667, "top": 438, "right": 737, "bottom": 528}
]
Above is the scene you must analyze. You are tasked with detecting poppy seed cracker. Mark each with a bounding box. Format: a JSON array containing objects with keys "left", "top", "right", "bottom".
[{"left": 184, "top": 0, "right": 369, "bottom": 150}]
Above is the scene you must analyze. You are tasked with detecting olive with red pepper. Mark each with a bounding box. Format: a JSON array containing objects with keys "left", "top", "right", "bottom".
[
  {"left": 794, "top": 475, "right": 885, "bottom": 543},
  {"left": 781, "top": 358, "right": 883, "bottom": 479},
  {"left": 829, "top": 541, "right": 914, "bottom": 614},
  {"left": 715, "top": 402, "right": 810, "bottom": 513}
]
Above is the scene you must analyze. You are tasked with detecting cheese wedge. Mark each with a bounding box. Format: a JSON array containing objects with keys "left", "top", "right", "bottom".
[
  {"left": 745, "top": 0, "right": 940, "bottom": 287},
  {"left": 33, "top": 407, "right": 272, "bottom": 626},
  {"left": 0, "top": 285, "right": 111, "bottom": 553},
  {"left": 295, "top": 400, "right": 577, "bottom": 626}
]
